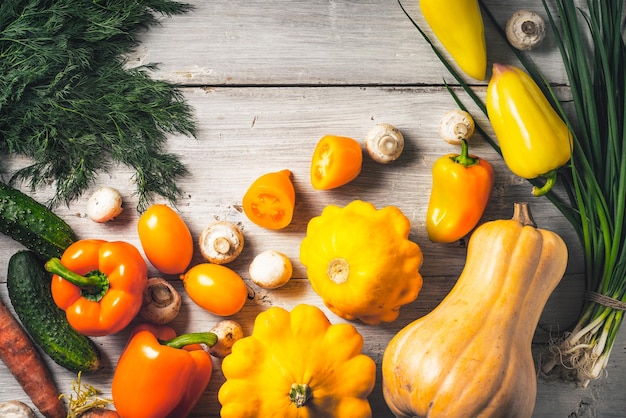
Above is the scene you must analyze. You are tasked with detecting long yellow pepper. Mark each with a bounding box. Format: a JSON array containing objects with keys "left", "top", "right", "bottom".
[
  {"left": 420, "top": 0, "right": 487, "bottom": 80},
  {"left": 486, "top": 63, "right": 573, "bottom": 196}
]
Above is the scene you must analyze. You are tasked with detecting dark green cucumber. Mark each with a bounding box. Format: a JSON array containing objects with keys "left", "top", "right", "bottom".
[
  {"left": 0, "top": 182, "right": 77, "bottom": 260},
  {"left": 7, "top": 250, "right": 101, "bottom": 373}
]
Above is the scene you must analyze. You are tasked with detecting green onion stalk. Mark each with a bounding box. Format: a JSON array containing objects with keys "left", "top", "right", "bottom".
[{"left": 398, "top": 0, "right": 626, "bottom": 387}]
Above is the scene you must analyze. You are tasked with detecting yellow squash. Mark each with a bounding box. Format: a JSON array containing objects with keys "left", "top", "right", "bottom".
[
  {"left": 486, "top": 63, "right": 573, "bottom": 196},
  {"left": 382, "top": 203, "right": 568, "bottom": 418},
  {"left": 219, "top": 304, "right": 376, "bottom": 418},
  {"left": 420, "top": 0, "right": 487, "bottom": 80},
  {"left": 299, "top": 200, "right": 423, "bottom": 325}
]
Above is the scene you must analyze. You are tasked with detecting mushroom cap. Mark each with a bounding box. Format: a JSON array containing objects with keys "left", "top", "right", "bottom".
[
  {"left": 365, "top": 123, "right": 404, "bottom": 164},
  {"left": 506, "top": 10, "right": 546, "bottom": 51},
  {"left": 199, "top": 221, "right": 245, "bottom": 264},
  {"left": 438, "top": 109, "right": 475, "bottom": 145}
]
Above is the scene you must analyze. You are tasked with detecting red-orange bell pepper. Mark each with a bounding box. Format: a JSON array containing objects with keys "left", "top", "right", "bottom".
[
  {"left": 112, "top": 324, "right": 216, "bottom": 418},
  {"left": 45, "top": 239, "right": 148, "bottom": 336},
  {"left": 426, "top": 139, "right": 494, "bottom": 243}
]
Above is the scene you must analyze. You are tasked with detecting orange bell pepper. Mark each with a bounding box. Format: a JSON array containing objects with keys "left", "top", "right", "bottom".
[
  {"left": 242, "top": 169, "right": 296, "bottom": 230},
  {"left": 112, "top": 324, "right": 216, "bottom": 418},
  {"left": 45, "top": 239, "right": 148, "bottom": 336},
  {"left": 426, "top": 140, "right": 494, "bottom": 243}
]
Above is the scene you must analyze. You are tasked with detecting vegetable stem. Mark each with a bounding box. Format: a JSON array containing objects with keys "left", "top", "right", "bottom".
[
  {"left": 450, "top": 139, "right": 478, "bottom": 167},
  {"left": 289, "top": 383, "right": 312, "bottom": 408},
  {"left": 161, "top": 332, "right": 217, "bottom": 349},
  {"left": 45, "top": 258, "right": 109, "bottom": 301}
]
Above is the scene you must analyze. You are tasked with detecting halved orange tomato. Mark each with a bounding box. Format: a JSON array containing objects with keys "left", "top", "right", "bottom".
[
  {"left": 310, "top": 135, "right": 363, "bottom": 190},
  {"left": 242, "top": 169, "right": 296, "bottom": 230}
]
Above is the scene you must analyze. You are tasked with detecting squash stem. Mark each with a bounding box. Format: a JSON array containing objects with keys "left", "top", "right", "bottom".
[
  {"left": 512, "top": 202, "right": 537, "bottom": 227},
  {"left": 289, "top": 383, "right": 312, "bottom": 408}
]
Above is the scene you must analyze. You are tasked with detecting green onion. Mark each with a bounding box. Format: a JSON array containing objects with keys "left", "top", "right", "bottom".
[
  {"left": 399, "top": 0, "right": 626, "bottom": 387},
  {"left": 539, "top": 0, "right": 626, "bottom": 387}
]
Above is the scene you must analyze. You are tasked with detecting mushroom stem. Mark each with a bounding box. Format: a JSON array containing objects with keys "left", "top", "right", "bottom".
[
  {"left": 453, "top": 123, "right": 469, "bottom": 140},
  {"left": 378, "top": 135, "right": 400, "bottom": 156},
  {"left": 149, "top": 281, "right": 176, "bottom": 308},
  {"left": 140, "top": 278, "right": 182, "bottom": 324}
]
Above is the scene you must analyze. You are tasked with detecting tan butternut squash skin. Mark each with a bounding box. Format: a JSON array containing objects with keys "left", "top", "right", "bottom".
[{"left": 382, "top": 204, "right": 568, "bottom": 418}]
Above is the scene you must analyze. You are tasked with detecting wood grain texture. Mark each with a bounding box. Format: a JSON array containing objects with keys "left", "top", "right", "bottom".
[{"left": 2, "top": 0, "right": 625, "bottom": 417}]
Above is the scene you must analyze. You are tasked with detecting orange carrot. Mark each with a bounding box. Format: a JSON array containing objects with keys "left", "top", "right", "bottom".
[{"left": 0, "top": 298, "right": 66, "bottom": 418}]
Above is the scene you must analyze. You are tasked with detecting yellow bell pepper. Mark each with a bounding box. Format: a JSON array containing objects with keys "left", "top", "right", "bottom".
[
  {"left": 420, "top": 0, "right": 487, "bottom": 80},
  {"left": 486, "top": 63, "right": 573, "bottom": 196},
  {"left": 219, "top": 304, "right": 376, "bottom": 418},
  {"left": 300, "top": 200, "right": 423, "bottom": 325}
]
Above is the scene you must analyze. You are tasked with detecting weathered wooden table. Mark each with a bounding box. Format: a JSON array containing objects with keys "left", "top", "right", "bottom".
[{"left": 1, "top": 1, "right": 624, "bottom": 416}]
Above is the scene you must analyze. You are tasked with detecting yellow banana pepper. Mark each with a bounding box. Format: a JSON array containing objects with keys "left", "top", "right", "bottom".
[
  {"left": 486, "top": 63, "right": 573, "bottom": 196},
  {"left": 420, "top": 0, "right": 487, "bottom": 80}
]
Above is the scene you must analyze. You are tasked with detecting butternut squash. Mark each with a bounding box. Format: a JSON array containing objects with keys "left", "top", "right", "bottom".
[{"left": 382, "top": 203, "right": 568, "bottom": 418}]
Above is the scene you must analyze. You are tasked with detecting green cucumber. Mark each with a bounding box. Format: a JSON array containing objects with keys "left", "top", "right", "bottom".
[
  {"left": 0, "top": 182, "right": 77, "bottom": 260},
  {"left": 7, "top": 250, "right": 101, "bottom": 373}
]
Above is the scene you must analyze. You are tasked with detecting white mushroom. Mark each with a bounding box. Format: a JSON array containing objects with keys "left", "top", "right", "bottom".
[
  {"left": 0, "top": 401, "right": 36, "bottom": 418},
  {"left": 438, "top": 109, "right": 475, "bottom": 145},
  {"left": 506, "top": 10, "right": 546, "bottom": 51},
  {"left": 199, "top": 221, "right": 244, "bottom": 264},
  {"left": 365, "top": 123, "right": 404, "bottom": 164},
  {"left": 249, "top": 250, "right": 293, "bottom": 289},
  {"left": 209, "top": 320, "right": 244, "bottom": 358},
  {"left": 139, "top": 278, "right": 182, "bottom": 324},
  {"left": 86, "top": 187, "right": 123, "bottom": 222}
]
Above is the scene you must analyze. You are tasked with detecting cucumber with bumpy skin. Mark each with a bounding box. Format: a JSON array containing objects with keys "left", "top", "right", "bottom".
[
  {"left": 0, "top": 182, "right": 77, "bottom": 260},
  {"left": 7, "top": 250, "right": 101, "bottom": 373}
]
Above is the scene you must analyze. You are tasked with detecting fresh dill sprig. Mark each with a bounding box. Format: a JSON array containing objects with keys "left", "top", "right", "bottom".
[{"left": 0, "top": 0, "right": 196, "bottom": 211}]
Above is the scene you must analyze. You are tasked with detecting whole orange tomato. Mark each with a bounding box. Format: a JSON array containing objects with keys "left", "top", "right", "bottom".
[
  {"left": 242, "top": 169, "right": 295, "bottom": 230},
  {"left": 137, "top": 204, "right": 193, "bottom": 275},
  {"left": 310, "top": 135, "right": 363, "bottom": 190},
  {"left": 180, "top": 263, "right": 248, "bottom": 316}
]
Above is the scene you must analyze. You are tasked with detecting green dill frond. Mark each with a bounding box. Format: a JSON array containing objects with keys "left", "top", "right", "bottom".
[{"left": 0, "top": 0, "right": 196, "bottom": 210}]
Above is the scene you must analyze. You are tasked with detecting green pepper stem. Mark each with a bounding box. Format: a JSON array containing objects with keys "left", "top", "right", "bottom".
[
  {"left": 45, "top": 257, "right": 109, "bottom": 297},
  {"left": 532, "top": 170, "right": 557, "bottom": 197},
  {"left": 289, "top": 383, "right": 312, "bottom": 408},
  {"left": 162, "top": 332, "right": 218, "bottom": 349},
  {"left": 450, "top": 139, "right": 479, "bottom": 167}
]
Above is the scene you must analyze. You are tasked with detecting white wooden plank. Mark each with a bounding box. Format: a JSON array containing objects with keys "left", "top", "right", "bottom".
[{"left": 127, "top": 0, "right": 569, "bottom": 86}]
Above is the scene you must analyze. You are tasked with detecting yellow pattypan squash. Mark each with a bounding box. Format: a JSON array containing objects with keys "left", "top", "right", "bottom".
[
  {"left": 300, "top": 200, "right": 423, "bottom": 325},
  {"left": 218, "top": 304, "right": 376, "bottom": 418}
]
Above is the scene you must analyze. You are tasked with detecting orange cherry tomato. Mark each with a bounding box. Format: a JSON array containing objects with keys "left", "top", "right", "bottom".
[
  {"left": 310, "top": 135, "right": 363, "bottom": 190},
  {"left": 137, "top": 204, "right": 193, "bottom": 275},
  {"left": 242, "top": 169, "right": 296, "bottom": 230},
  {"left": 180, "top": 263, "right": 248, "bottom": 316}
]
